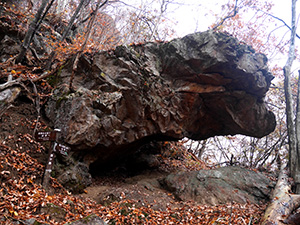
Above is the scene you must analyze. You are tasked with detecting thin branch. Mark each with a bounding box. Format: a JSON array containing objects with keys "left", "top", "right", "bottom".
[
  {"left": 28, "top": 77, "right": 40, "bottom": 137},
  {"left": 254, "top": 8, "right": 300, "bottom": 40},
  {"left": 264, "top": 24, "right": 285, "bottom": 46},
  {"left": 69, "top": 0, "right": 109, "bottom": 90},
  {"left": 0, "top": 78, "right": 22, "bottom": 91},
  {"left": 268, "top": 30, "right": 290, "bottom": 60},
  {"left": 211, "top": 0, "right": 238, "bottom": 30},
  {"left": 45, "top": 0, "right": 87, "bottom": 70}
]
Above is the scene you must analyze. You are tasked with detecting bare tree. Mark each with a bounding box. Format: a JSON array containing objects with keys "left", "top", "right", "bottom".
[
  {"left": 283, "top": 0, "right": 300, "bottom": 193},
  {"left": 15, "top": 0, "right": 53, "bottom": 64},
  {"left": 45, "top": 0, "right": 89, "bottom": 70},
  {"left": 111, "top": 0, "right": 179, "bottom": 44},
  {"left": 262, "top": 0, "right": 300, "bottom": 223},
  {"left": 69, "top": 0, "right": 109, "bottom": 90}
]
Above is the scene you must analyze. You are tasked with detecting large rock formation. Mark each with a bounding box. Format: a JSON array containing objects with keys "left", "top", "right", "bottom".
[
  {"left": 160, "top": 166, "right": 275, "bottom": 205},
  {"left": 45, "top": 31, "right": 276, "bottom": 167}
]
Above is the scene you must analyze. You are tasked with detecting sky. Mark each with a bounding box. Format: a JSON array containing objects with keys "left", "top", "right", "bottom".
[
  {"left": 166, "top": 0, "right": 299, "bottom": 73},
  {"left": 169, "top": 0, "right": 294, "bottom": 37},
  {"left": 167, "top": 0, "right": 225, "bottom": 36},
  {"left": 116, "top": 0, "right": 297, "bottom": 40},
  {"left": 115, "top": 0, "right": 300, "bottom": 73}
]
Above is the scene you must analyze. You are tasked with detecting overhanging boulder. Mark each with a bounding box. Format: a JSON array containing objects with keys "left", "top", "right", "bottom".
[{"left": 45, "top": 31, "right": 276, "bottom": 166}]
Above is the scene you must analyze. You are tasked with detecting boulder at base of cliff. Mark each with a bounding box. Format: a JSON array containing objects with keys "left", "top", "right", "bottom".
[{"left": 160, "top": 166, "right": 276, "bottom": 205}]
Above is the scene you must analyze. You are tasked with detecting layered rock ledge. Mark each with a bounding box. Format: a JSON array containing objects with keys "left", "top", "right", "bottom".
[{"left": 45, "top": 31, "right": 276, "bottom": 166}]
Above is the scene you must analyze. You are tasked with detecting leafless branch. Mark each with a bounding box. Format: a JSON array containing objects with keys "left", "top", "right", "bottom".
[
  {"left": 211, "top": 0, "right": 238, "bottom": 30},
  {"left": 254, "top": 8, "right": 300, "bottom": 40}
]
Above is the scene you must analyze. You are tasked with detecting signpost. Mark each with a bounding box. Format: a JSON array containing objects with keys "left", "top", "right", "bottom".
[
  {"left": 54, "top": 142, "right": 71, "bottom": 156},
  {"left": 35, "top": 131, "right": 57, "bottom": 142},
  {"left": 35, "top": 129, "right": 71, "bottom": 190}
]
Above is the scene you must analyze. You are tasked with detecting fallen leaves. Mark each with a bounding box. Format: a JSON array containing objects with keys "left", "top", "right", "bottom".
[
  {"left": 0, "top": 136, "right": 267, "bottom": 224},
  {"left": 96, "top": 199, "right": 266, "bottom": 224}
]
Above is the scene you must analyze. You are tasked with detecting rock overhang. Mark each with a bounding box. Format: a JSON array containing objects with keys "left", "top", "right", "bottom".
[{"left": 45, "top": 30, "right": 276, "bottom": 163}]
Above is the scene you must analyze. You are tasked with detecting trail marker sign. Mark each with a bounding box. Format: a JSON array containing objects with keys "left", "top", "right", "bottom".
[
  {"left": 35, "top": 131, "right": 57, "bottom": 142},
  {"left": 54, "top": 143, "right": 71, "bottom": 156}
]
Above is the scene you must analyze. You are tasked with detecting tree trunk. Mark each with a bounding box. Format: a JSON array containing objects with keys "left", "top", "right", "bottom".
[
  {"left": 283, "top": 0, "right": 300, "bottom": 193},
  {"left": 295, "top": 70, "right": 300, "bottom": 193},
  {"left": 69, "top": 0, "right": 108, "bottom": 90},
  {"left": 262, "top": 1, "right": 300, "bottom": 222},
  {"left": 15, "top": 0, "right": 50, "bottom": 64},
  {"left": 45, "top": 0, "right": 87, "bottom": 70},
  {"left": 261, "top": 164, "right": 300, "bottom": 224}
]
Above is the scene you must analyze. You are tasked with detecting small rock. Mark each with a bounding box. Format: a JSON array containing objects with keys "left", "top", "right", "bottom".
[
  {"left": 57, "top": 162, "right": 92, "bottom": 194},
  {"left": 64, "top": 214, "right": 107, "bottom": 225},
  {"left": 41, "top": 203, "right": 67, "bottom": 223}
]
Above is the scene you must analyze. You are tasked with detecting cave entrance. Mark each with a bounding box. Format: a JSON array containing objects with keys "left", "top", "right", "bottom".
[{"left": 88, "top": 141, "right": 164, "bottom": 178}]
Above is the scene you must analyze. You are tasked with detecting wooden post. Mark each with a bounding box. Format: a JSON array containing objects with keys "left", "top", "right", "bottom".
[
  {"left": 42, "top": 144, "right": 56, "bottom": 190},
  {"left": 37, "top": 129, "right": 60, "bottom": 190},
  {"left": 36, "top": 129, "right": 70, "bottom": 191}
]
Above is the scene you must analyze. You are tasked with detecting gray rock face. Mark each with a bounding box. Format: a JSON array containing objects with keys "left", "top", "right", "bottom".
[
  {"left": 45, "top": 31, "right": 276, "bottom": 166},
  {"left": 160, "top": 166, "right": 275, "bottom": 205}
]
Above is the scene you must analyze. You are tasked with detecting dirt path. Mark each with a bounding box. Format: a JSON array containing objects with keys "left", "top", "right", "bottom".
[{"left": 78, "top": 170, "right": 185, "bottom": 211}]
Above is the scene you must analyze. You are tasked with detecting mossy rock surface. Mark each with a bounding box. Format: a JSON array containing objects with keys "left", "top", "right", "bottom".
[{"left": 41, "top": 203, "right": 67, "bottom": 222}]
